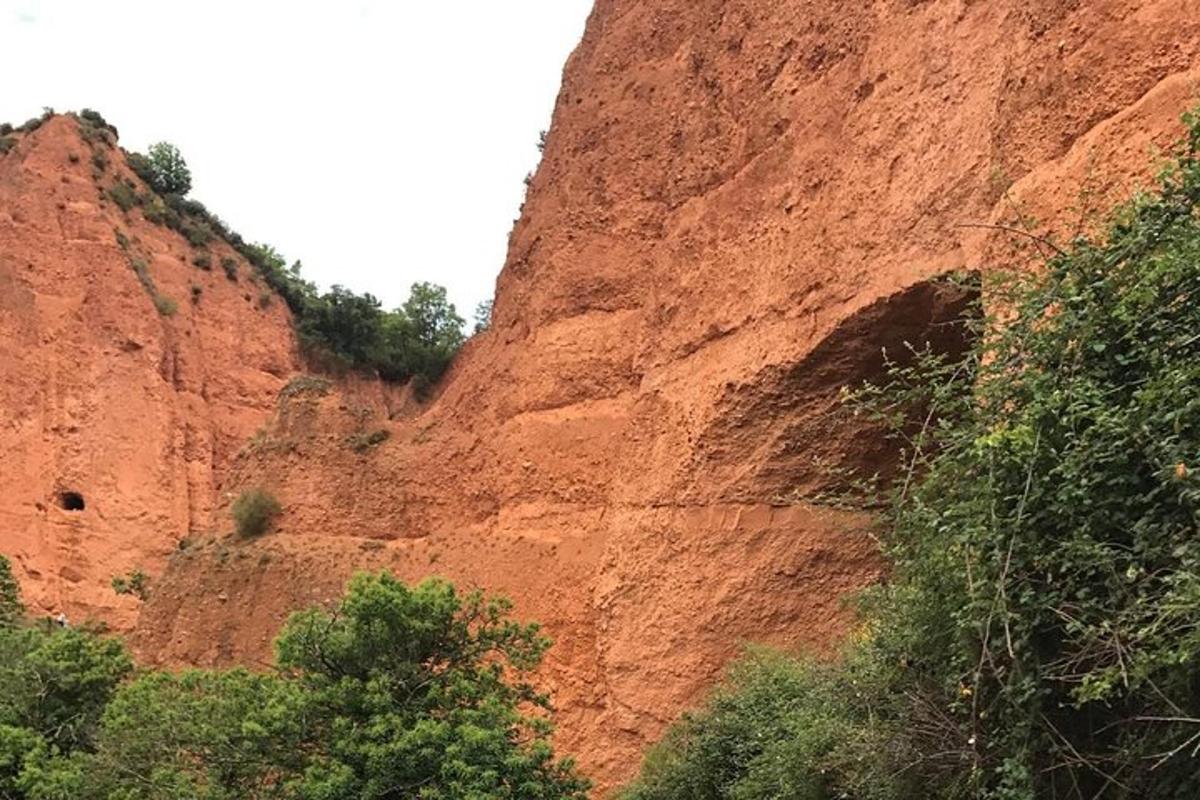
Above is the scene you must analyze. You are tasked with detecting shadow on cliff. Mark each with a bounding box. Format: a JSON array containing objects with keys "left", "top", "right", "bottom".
[{"left": 695, "top": 274, "right": 980, "bottom": 505}]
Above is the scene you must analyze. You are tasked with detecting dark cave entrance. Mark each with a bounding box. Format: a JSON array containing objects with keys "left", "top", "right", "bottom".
[{"left": 59, "top": 491, "right": 86, "bottom": 512}]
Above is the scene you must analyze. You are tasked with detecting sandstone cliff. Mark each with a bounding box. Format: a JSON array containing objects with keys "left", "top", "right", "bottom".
[{"left": 3, "top": 1, "right": 1200, "bottom": 794}]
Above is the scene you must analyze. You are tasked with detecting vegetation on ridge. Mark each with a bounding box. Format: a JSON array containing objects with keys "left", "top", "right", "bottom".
[
  {"left": 70, "top": 109, "right": 471, "bottom": 390},
  {"left": 0, "top": 557, "right": 588, "bottom": 799},
  {"left": 622, "top": 108, "right": 1200, "bottom": 800}
]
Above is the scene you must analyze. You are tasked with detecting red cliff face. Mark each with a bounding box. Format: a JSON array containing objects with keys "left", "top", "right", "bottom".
[
  {"left": 4, "top": 1, "right": 1200, "bottom": 794},
  {"left": 0, "top": 115, "right": 299, "bottom": 629}
]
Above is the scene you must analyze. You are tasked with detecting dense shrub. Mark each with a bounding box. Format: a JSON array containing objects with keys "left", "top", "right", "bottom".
[
  {"left": 106, "top": 181, "right": 137, "bottom": 212},
  {"left": 0, "top": 137, "right": 14, "bottom": 155},
  {"left": 0, "top": 562, "right": 587, "bottom": 799},
  {"left": 191, "top": 252, "right": 212, "bottom": 270},
  {"left": 18, "top": 108, "right": 52, "bottom": 134},
  {"left": 232, "top": 488, "right": 281, "bottom": 538},
  {"left": 140, "top": 141, "right": 192, "bottom": 195},
  {"left": 0, "top": 613, "right": 132, "bottom": 797},
  {"left": 220, "top": 257, "right": 238, "bottom": 281},
  {"left": 0, "top": 556, "right": 22, "bottom": 628},
  {"left": 624, "top": 108, "right": 1200, "bottom": 800},
  {"left": 120, "top": 124, "right": 467, "bottom": 389}
]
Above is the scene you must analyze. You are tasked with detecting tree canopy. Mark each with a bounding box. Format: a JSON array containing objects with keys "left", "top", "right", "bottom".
[{"left": 0, "top": 567, "right": 587, "bottom": 800}]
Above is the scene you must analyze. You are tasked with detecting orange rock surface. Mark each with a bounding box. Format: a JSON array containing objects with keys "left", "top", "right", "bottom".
[{"left": 3, "top": 1, "right": 1200, "bottom": 793}]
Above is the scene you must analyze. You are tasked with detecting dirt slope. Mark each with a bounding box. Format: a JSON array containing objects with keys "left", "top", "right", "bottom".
[{"left": 4, "top": 1, "right": 1200, "bottom": 793}]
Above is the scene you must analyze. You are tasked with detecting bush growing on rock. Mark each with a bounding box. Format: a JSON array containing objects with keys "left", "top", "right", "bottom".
[
  {"left": 623, "top": 107, "right": 1200, "bottom": 800},
  {"left": 232, "top": 488, "right": 281, "bottom": 538},
  {"left": 139, "top": 141, "right": 192, "bottom": 196}
]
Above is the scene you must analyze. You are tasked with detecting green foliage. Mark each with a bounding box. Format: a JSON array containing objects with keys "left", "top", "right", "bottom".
[
  {"left": 116, "top": 124, "right": 466, "bottom": 389},
  {"left": 232, "top": 488, "right": 281, "bottom": 538},
  {"left": 192, "top": 252, "right": 212, "bottom": 270},
  {"left": 18, "top": 108, "right": 53, "bottom": 134},
  {"left": 141, "top": 141, "right": 192, "bottom": 196},
  {"left": 0, "top": 619, "right": 132, "bottom": 798},
  {"left": 622, "top": 651, "right": 856, "bottom": 800},
  {"left": 106, "top": 182, "right": 136, "bottom": 212},
  {"left": 473, "top": 298, "right": 494, "bottom": 334},
  {"left": 126, "top": 256, "right": 177, "bottom": 317},
  {"left": 110, "top": 570, "right": 149, "bottom": 601},
  {"left": 294, "top": 281, "right": 466, "bottom": 386},
  {"left": 153, "top": 295, "right": 177, "bottom": 317},
  {"left": 625, "top": 108, "right": 1200, "bottom": 800},
  {"left": 77, "top": 109, "right": 115, "bottom": 137},
  {"left": 0, "top": 137, "right": 15, "bottom": 155},
  {"left": 271, "top": 573, "right": 590, "bottom": 799},
  {"left": 0, "top": 556, "right": 23, "bottom": 628},
  {"left": 0, "top": 562, "right": 586, "bottom": 800},
  {"left": 86, "top": 669, "right": 307, "bottom": 800}
]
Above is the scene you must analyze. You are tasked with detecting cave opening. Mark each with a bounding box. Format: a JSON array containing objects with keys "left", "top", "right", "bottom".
[{"left": 60, "top": 491, "right": 85, "bottom": 512}]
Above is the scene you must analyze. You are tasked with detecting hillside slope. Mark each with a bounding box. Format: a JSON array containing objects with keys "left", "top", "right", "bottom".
[
  {"left": 3, "top": 1, "right": 1200, "bottom": 794},
  {"left": 0, "top": 115, "right": 299, "bottom": 629}
]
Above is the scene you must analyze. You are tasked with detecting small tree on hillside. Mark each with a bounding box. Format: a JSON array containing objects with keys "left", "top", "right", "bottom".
[
  {"left": 0, "top": 556, "right": 23, "bottom": 628},
  {"left": 144, "top": 141, "right": 192, "bottom": 196}
]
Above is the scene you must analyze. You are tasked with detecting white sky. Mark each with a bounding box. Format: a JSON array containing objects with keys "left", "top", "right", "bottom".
[{"left": 0, "top": 0, "right": 593, "bottom": 319}]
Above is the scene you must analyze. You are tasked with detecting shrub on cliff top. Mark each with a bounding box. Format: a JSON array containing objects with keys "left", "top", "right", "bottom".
[
  {"left": 623, "top": 107, "right": 1200, "bottom": 800},
  {"left": 232, "top": 488, "right": 281, "bottom": 538}
]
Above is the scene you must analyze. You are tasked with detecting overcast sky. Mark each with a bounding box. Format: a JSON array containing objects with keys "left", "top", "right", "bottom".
[{"left": 0, "top": 0, "right": 593, "bottom": 319}]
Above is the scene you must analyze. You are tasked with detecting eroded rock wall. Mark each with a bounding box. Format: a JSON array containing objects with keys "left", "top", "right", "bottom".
[
  {"left": 4, "top": 1, "right": 1200, "bottom": 794},
  {"left": 0, "top": 117, "right": 299, "bottom": 628}
]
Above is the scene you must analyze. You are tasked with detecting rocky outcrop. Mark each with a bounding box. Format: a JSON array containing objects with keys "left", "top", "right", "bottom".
[
  {"left": 4, "top": 1, "right": 1200, "bottom": 794},
  {"left": 0, "top": 116, "right": 299, "bottom": 628}
]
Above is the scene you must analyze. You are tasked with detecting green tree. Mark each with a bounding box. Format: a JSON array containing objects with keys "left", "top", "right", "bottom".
[
  {"left": 0, "top": 556, "right": 22, "bottom": 628},
  {"left": 143, "top": 141, "right": 192, "bottom": 196},
  {"left": 80, "top": 573, "right": 588, "bottom": 800},
  {"left": 275, "top": 573, "right": 589, "bottom": 800},
  {"left": 473, "top": 298, "right": 494, "bottom": 335},
  {"left": 0, "top": 624, "right": 132, "bottom": 798},
  {"left": 374, "top": 283, "right": 465, "bottom": 384},
  {"left": 86, "top": 669, "right": 307, "bottom": 800}
]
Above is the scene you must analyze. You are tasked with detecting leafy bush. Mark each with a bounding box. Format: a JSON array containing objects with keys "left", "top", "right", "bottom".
[
  {"left": 232, "top": 488, "right": 281, "bottom": 538},
  {"left": 624, "top": 108, "right": 1200, "bottom": 800},
  {"left": 110, "top": 570, "right": 149, "bottom": 601},
  {"left": 220, "top": 257, "right": 238, "bottom": 281},
  {"left": 0, "top": 562, "right": 588, "bottom": 799},
  {"left": 153, "top": 295, "right": 177, "bottom": 317},
  {"left": 474, "top": 297, "right": 494, "bottom": 334},
  {"left": 191, "top": 252, "right": 212, "bottom": 270},
  {"left": 0, "top": 612, "right": 132, "bottom": 796},
  {"left": 140, "top": 141, "right": 192, "bottom": 195},
  {"left": 107, "top": 181, "right": 137, "bottom": 212},
  {"left": 77, "top": 108, "right": 116, "bottom": 138},
  {"left": 0, "top": 556, "right": 22, "bottom": 628},
  {"left": 18, "top": 108, "right": 52, "bottom": 134},
  {"left": 0, "top": 137, "right": 14, "bottom": 155}
]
